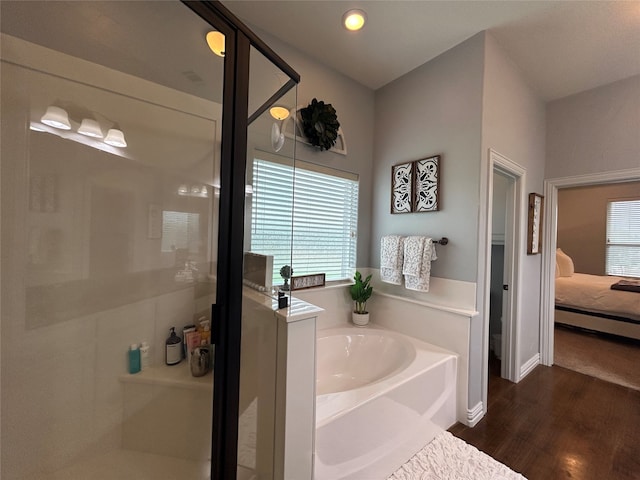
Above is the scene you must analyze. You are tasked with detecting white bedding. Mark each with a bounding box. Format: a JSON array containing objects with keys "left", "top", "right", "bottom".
[{"left": 555, "top": 273, "right": 640, "bottom": 321}]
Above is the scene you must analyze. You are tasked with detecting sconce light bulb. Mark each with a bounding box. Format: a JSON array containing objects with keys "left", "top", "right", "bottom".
[{"left": 206, "top": 31, "right": 225, "bottom": 57}]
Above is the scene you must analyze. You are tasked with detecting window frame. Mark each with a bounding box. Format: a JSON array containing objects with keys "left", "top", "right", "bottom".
[
  {"left": 249, "top": 150, "right": 359, "bottom": 285},
  {"left": 605, "top": 196, "right": 640, "bottom": 278}
]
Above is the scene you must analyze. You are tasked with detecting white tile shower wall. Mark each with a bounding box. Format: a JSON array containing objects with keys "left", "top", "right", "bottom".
[
  {"left": 3, "top": 313, "right": 100, "bottom": 477},
  {"left": 2, "top": 287, "right": 195, "bottom": 479},
  {"left": 122, "top": 382, "right": 212, "bottom": 461},
  {"left": 153, "top": 288, "right": 197, "bottom": 367}
]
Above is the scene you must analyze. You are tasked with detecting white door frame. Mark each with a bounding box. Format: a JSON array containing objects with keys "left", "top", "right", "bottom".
[
  {"left": 539, "top": 167, "right": 640, "bottom": 366},
  {"left": 481, "top": 149, "right": 526, "bottom": 409}
]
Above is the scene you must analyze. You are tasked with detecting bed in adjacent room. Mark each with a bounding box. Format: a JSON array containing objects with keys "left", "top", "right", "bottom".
[{"left": 555, "top": 249, "right": 640, "bottom": 340}]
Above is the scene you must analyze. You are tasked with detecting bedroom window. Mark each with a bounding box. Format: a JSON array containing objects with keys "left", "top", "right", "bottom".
[
  {"left": 606, "top": 199, "right": 640, "bottom": 278},
  {"left": 251, "top": 156, "right": 359, "bottom": 284}
]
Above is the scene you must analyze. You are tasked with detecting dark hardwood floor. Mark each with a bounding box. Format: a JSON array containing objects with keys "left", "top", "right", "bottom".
[{"left": 449, "top": 355, "right": 640, "bottom": 480}]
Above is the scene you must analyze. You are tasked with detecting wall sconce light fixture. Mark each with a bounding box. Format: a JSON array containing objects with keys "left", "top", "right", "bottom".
[
  {"left": 41, "top": 106, "right": 71, "bottom": 130},
  {"left": 271, "top": 123, "right": 285, "bottom": 152},
  {"left": 36, "top": 105, "right": 128, "bottom": 149},
  {"left": 178, "top": 184, "right": 209, "bottom": 198},
  {"left": 206, "top": 31, "right": 225, "bottom": 57},
  {"left": 269, "top": 106, "right": 290, "bottom": 121},
  {"left": 269, "top": 105, "right": 290, "bottom": 153},
  {"left": 104, "top": 128, "right": 127, "bottom": 147},
  {"left": 78, "top": 118, "right": 104, "bottom": 138}
]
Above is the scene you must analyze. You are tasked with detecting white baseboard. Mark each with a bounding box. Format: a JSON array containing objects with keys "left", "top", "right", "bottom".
[
  {"left": 519, "top": 353, "right": 540, "bottom": 380},
  {"left": 466, "top": 402, "right": 484, "bottom": 427}
]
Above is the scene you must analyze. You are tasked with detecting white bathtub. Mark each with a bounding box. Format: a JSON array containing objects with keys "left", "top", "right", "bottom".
[{"left": 314, "top": 327, "right": 457, "bottom": 480}]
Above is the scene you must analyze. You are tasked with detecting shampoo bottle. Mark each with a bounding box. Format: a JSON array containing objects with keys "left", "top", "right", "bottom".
[
  {"left": 165, "top": 327, "right": 182, "bottom": 366},
  {"left": 139, "top": 341, "right": 150, "bottom": 370},
  {"left": 199, "top": 317, "right": 211, "bottom": 346},
  {"left": 128, "top": 344, "right": 141, "bottom": 374}
]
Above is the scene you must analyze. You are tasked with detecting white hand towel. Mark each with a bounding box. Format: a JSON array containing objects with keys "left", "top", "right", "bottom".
[
  {"left": 381, "top": 235, "right": 404, "bottom": 268},
  {"left": 402, "top": 236, "right": 425, "bottom": 276},
  {"left": 405, "top": 238, "right": 438, "bottom": 292},
  {"left": 380, "top": 235, "right": 405, "bottom": 285}
]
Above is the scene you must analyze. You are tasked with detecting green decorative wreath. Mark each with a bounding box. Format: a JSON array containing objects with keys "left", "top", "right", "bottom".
[{"left": 299, "top": 98, "right": 340, "bottom": 151}]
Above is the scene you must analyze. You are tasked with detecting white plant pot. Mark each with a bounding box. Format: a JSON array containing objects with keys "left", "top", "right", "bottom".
[{"left": 352, "top": 312, "right": 370, "bottom": 327}]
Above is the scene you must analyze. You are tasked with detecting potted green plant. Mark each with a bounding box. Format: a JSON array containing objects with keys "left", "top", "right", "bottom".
[
  {"left": 280, "top": 265, "right": 293, "bottom": 291},
  {"left": 350, "top": 271, "right": 373, "bottom": 326}
]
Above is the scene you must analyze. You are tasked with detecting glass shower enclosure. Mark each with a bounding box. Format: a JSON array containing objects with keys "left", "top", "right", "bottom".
[{"left": 0, "top": 2, "right": 299, "bottom": 479}]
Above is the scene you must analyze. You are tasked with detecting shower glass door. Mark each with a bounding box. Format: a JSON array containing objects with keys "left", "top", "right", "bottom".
[
  {"left": 236, "top": 45, "right": 298, "bottom": 479},
  {"left": 1, "top": 2, "right": 223, "bottom": 478}
]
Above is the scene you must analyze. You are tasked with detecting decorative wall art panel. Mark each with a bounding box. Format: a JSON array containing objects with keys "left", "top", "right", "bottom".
[
  {"left": 414, "top": 155, "right": 440, "bottom": 212},
  {"left": 527, "top": 192, "right": 544, "bottom": 255},
  {"left": 391, "top": 162, "right": 413, "bottom": 214}
]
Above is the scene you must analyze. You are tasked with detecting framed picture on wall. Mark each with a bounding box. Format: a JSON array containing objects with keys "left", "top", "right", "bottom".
[
  {"left": 413, "top": 155, "right": 440, "bottom": 212},
  {"left": 391, "top": 161, "right": 413, "bottom": 213},
  {"left": 527, "top": 193, "right": 544, "bottom": 254}
]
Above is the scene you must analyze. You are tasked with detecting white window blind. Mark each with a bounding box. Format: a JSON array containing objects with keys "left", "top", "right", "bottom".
[
  {"left": 161, "top": 211, "right": 200, "bottom": 253},
  {"left": 606, "top": 199, "right": 640, "bottom": 278},
  {"left": 251, "top": 156, "right": 359, "bottom": 284}
]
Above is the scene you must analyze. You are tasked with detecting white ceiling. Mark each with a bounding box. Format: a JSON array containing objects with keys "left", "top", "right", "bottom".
[
  {"left": 224, "top": 0, "right": 640, "bottom": 100},
  {"left": 2, "top": 1, "right": 638, "bottom": 103}
]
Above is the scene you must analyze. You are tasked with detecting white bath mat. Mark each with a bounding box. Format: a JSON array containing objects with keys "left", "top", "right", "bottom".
[{"left": 388, "top": 431, "right": 527, "bottom": 480}]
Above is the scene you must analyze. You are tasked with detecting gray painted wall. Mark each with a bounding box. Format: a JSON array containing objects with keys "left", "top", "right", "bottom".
[
  {"left": 546, "top": 75, "right": 640, "bottom": 179},
  {"left": 372, "top": 31, "right": 547, "bottom": 412},
  {"left": 371, "top": 33, "right": 486, "bottom": 282},
  {"left": 482, "top": 33, "right": 546, "bottom": 371},
  {"left": 246, "top": 28, "right": 376, "bottom": 268},
  {"left": 557, "top": 181, "right": 640, "bottom": 275}
]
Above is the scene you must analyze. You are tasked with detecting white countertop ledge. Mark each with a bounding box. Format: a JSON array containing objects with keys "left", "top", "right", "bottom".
[
  {"left": 375, "top": 291, "right": 479, "bottom": 318},
  {"left": 243, "top": 286, "right": 324, "bottom": 323},
  {"left": 274, "top": 296, "right": 325, "bottom": 323}
]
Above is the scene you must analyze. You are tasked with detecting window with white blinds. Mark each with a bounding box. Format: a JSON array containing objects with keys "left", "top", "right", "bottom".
[
  {"left": 161, "top": 211, "right": 200, "bottom": 253},
  {"left": 606, "top": 199, "right": 640, "bottom": 278},
  {"left": 251, "top": 156, "right": 359, "bottom": 284}
]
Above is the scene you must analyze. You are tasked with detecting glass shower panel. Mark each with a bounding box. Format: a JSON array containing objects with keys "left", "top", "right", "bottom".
[
  {"left": 247, "top": 48, "right": 293, "bottom": 122},
  {"left": 1, "top": 2, "right": 222, "bottom": 479},
  {"left": 238, "top": 46, "right": 297, "bottom": 479}
]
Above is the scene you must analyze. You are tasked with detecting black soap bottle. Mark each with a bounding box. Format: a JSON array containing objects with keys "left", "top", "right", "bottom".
[
  {"left": 165, "top": 327, "right": 182, "bottom": 366},
  {"left": 278, "top": 291, "right": 288, "bottom": 309}
]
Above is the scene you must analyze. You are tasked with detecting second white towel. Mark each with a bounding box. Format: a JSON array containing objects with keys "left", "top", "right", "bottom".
[
  {"left": 404, "top": 237, "right": 437, "bottom": 292},
  {"left": 403, "top": 236, "right": 426, "bottom": 276}
]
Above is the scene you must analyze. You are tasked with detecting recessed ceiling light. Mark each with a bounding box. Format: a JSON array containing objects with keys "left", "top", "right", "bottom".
[
  {"left": 342, "top": 9, "right": 367, "bottom": 31},
  {"left": 206, "top": 31, "right": 225, "bottom": 57}
]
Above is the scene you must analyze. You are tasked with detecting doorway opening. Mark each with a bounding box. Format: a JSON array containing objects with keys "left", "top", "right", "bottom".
[
  {"left": 482, "top": 149, "right": 526, "bottom": 412},
  {"left": 489, "top": 170, "right": 513, "bottom": 379},
  {"left": 540, "top": 169, "right": 640, "bottom": 367}
]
